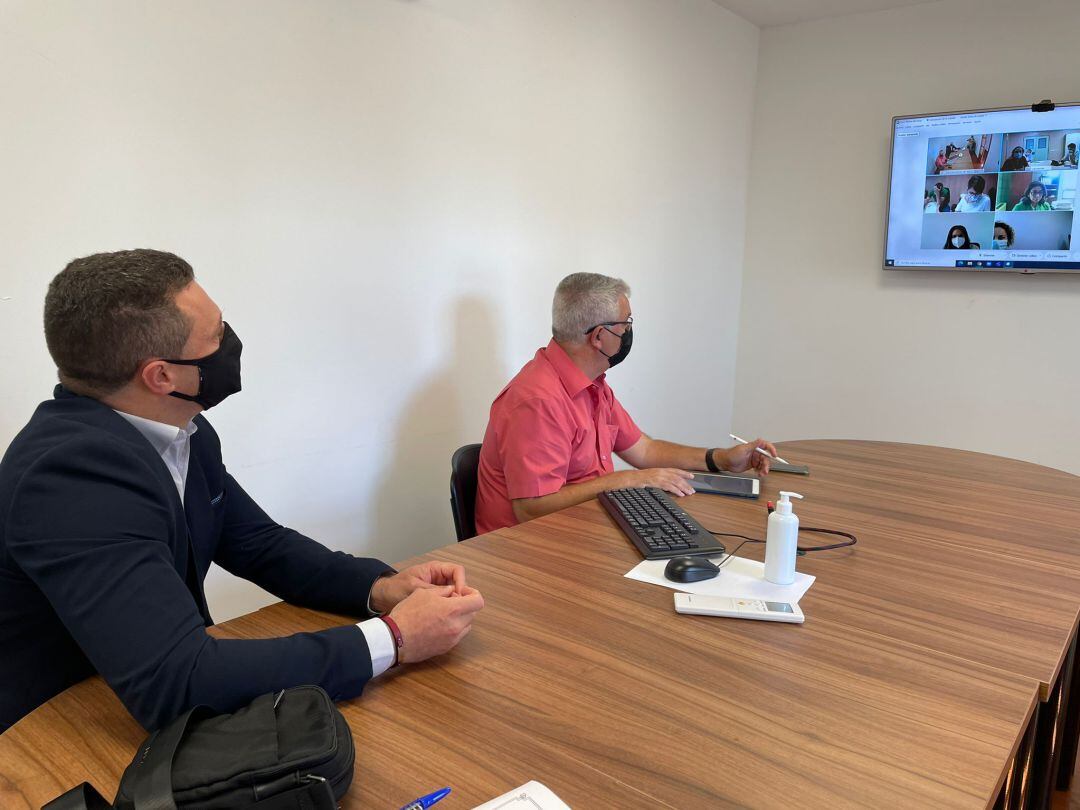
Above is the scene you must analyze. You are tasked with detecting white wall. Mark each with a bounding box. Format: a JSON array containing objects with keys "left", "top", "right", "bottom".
[
  {"left": 734, "top": 0, "right": 1080, "bottom": 476},
  {"left": 0, "top": 0, "right": 759, "bottom": 620}
]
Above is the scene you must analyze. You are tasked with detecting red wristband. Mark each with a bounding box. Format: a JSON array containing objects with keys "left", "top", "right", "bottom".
[{"left": 379, "top": 615, "right": 404, "bottom": 668}]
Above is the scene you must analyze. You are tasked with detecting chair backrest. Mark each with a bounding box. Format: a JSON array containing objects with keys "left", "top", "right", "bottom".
[{"left": 450, "top": 443, "right": 483, "bottom": 542}]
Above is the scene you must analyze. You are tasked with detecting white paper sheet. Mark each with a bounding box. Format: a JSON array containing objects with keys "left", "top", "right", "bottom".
[
  {"left": 624, "top": 554, "right": 815, "bottom": 604},
  {"left": 471, "top": 781, "right": 571, "bottom": 810}
]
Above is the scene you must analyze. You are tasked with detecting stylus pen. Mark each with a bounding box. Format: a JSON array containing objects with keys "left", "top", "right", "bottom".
[{"left": 729, "top": 433, "right": 789, "bottom": 465}]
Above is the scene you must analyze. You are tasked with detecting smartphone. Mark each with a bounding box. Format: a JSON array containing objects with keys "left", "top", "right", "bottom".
[
  {"left": 689, "top": 473, "right": 759, "bottom": 498},
  {"left": 768, "top": 461, "right": 810, "bottom": 475}
]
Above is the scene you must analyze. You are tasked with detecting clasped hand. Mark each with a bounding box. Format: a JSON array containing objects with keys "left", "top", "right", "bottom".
[{"left": 370, "top": 561, "right": 485, "bottom": 665}]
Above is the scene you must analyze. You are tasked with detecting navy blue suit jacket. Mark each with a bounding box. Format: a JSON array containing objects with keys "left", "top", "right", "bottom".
[{"left": 0, "top": 387, "right": 393, "bottom": 731}]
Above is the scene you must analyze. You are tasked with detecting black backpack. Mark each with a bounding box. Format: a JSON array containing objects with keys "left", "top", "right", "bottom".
[{"left": 45, "top": 686, "right": 354, "bottom": 810}]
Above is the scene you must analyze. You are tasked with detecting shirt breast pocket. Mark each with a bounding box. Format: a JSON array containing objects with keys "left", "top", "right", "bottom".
[
  {"left": 606, "top": 423, "right": 620, "bottom": 452},
  {"left": 209, "top": 489, "right": 226, "bottom": 538},
  {"left": 567, "top": 425, "right": 594, "bottom": 479}
]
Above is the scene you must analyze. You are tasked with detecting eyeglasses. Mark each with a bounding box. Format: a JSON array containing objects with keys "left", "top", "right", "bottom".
[{"left": 583, "top": 316, "right": 633, "bottom": 336}]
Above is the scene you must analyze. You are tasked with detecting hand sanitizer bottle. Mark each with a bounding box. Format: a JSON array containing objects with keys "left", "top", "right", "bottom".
[{"left": 764, "top": 491, "right": 803, "bottom": 585}]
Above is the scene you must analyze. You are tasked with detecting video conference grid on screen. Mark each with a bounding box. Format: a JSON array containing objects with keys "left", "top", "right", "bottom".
[{"left": 885, "top": 104, "right": 1080, "bottom": 272}]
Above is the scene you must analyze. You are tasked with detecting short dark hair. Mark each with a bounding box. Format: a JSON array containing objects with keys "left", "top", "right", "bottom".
[
  {"left": 967, "top": 175, "right": 986, "bottom": 193},
  {"left": 44, "top": 249, "right": 195, "bottom": 396}
]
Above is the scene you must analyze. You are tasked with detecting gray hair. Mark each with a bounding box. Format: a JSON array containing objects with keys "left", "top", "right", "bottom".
[{"left": 551, "top": 273, "right": 631, "bottom": 343}]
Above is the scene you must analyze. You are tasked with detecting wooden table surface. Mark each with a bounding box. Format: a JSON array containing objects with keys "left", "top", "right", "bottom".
[
  {"left": 3, "top": 440, "right": 1077, "bottom": 809},
  {"left": 659, "top": 440, "right": 1080, "bottom": 699}
]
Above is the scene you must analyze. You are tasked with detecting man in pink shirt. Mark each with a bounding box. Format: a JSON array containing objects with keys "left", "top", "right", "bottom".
[{"left": 474, "top": 273, "right": 777, "bottom": 534}]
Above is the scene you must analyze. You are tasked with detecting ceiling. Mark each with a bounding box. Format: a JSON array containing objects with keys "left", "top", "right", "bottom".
[{"left": 709, "top": 0, "right": 941, "bottom": 28}]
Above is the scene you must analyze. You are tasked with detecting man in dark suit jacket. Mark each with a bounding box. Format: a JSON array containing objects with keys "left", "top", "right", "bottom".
[{"left": 0, "top": 249, "right": 484, "bottom": 732}]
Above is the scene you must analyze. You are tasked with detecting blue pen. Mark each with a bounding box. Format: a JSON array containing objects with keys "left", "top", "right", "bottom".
[{"left": 399, "top": 787, "right": 451, "bottom": 810}]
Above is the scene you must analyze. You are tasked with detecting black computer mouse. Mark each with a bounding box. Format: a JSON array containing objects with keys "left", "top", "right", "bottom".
[{"left": 664, "top": 555, "right": 720, "bottom": 583}]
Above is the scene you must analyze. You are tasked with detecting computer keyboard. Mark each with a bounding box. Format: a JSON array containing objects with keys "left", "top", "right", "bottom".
[{"left": 598, "top": 487, "right": 726, "bottom": 560}]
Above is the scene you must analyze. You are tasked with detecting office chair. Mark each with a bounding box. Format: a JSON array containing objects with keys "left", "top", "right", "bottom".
[{"left": 450, "top": 443, "right": 482, "bottom": 541}]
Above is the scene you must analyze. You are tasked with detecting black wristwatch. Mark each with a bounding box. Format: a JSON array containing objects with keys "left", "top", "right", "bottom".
[{"left": 705, "top": 448, "right": 722, "bottom": 473}]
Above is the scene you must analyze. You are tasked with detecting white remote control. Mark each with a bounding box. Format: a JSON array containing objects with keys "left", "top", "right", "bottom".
[{"left": 674, "top": 593, "right": 804, "bottom": 623}]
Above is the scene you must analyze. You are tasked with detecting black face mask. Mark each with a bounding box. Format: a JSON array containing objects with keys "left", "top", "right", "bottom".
[
  {"left": 598, "top": 324, "right": 633, "bottom": 368},
  {"left": 164, "top": 322, "right": 243, "bottom": 409}
]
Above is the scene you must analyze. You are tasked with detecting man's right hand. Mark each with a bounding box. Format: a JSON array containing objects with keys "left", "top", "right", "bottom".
[
  {"left": 612, "top": 468, "right": 695, "bottom": 497},
  {"left": 388, "top": 585, "right": 485, "bottom": 665}
]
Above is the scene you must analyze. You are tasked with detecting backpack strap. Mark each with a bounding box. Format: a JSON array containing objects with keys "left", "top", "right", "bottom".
[
  {"left": 42, "top": 782, "right": 112, "bottom": 810},
  {"left": 129, "top": 706, "right": 205, "bottom": 810}
]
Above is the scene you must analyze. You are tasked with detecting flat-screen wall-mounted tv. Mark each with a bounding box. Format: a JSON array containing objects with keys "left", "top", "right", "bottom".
[{"left": 884, "top": 102, "right": 1080, "bottom": 273}]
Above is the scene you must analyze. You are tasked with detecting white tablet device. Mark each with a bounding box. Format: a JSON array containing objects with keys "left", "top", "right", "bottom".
[{"left": 689, "top": 472, "right": 760, "bottom": 498}]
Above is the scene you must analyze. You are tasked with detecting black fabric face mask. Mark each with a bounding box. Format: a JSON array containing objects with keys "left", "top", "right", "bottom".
[
  {"left": 599, "top": 324, "right": 633, "bottom": 368},
  {"left": 164, "top": 322, "right": 243, "bottom": 409}
]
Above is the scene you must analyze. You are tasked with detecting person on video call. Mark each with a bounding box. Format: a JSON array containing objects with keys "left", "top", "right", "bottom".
[
  {"left": 933, "top": 149, "right": 948, "bottom": 175},
  {"left": 1052, "top": 143, "right": 1078, "bottom": 167},
  {"left": 993, "top": 222, "right": 1015, "bottom": 250},
  {"left": 1001, "top": 146, "right": 1029, "bottom": 172},
  {"left": 924, "top": 184, "right": 948, "bottom": 213},
  {"left": 1013, "top": 181, "right": 1052, "bottom": 211},
  {"left": 0, "top": 249, "right": 485, "bottom": 732},
  {"left": 933, "top": 181, "right": 951, "bottom": 212},
  {"left": 473, "top": 272, "right": 777, "bottom": 535},
  {"left": 954, "top": 175, "right": 991, "bottom": 212},
  {"left": 966, "top": 136, "right": 978, "bottom": 164},
  {"left": 943, "top": 225, "right": 976, "bottom": 249}
]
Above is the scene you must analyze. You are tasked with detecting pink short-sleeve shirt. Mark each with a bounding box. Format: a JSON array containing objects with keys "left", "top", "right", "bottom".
[{"left": 474, "top": 340, "right": 642, "bottom": 534}]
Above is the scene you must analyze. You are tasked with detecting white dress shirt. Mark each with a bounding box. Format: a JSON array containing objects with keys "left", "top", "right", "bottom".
[
  {"left": 113, "top": 410, "right": 396, "bottom": 677},
  {"left": 954, "top": 192, "right": 991, "bottom": 212}
]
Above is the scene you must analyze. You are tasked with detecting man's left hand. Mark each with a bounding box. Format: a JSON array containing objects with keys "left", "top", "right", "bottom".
[
  {"left": 369, "top": 561, "right": 468, "bottom": 614},
  {"left": 724, "top": 438, "right": 779, "bottom": 475}
]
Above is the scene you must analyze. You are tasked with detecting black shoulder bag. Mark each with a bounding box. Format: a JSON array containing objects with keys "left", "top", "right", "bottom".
[{"left": 44, "top": 685, "right": 354, "bottom": 810}]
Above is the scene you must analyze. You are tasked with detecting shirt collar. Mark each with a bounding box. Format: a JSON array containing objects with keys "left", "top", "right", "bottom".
[
  {"left": 541, "top": 339, "right": 604, "bottom": 397},
  {"left": 114, "top": 410, "right": 198, "bottom": 455}
]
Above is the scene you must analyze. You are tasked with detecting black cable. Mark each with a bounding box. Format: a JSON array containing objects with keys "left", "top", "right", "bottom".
[
  {"left": 708, "top": 537, "right": 763, "bottom": 569},
  {"left": 708, "top": 532, "right": 764, "bottom": 545},
  {"left": 705, "top": 527, "right": 857, "bottom": 563},
  {"left": 796, "top": 527, "right": 858, "bottom": 553}
]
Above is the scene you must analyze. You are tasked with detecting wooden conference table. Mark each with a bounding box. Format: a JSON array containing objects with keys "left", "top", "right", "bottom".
[{"left": 3, "top": 441, "right": 1080, "bottom": 809}]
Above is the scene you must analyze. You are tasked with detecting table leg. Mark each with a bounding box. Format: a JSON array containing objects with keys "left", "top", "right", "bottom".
[
  {"left": 998, "top": 709, "right": 1038, "bottom": 810},
  {"left": 1056, "top": 630, "right": 1080, "bottom": 791},
  {"left": 1027, "top": 637, "right": 1075, "bottom": 810}
]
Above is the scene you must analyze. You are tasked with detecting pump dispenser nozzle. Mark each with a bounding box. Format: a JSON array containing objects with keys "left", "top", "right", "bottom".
[{"left": 775, "top": 491, "right": 803, "bottom": 515}]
